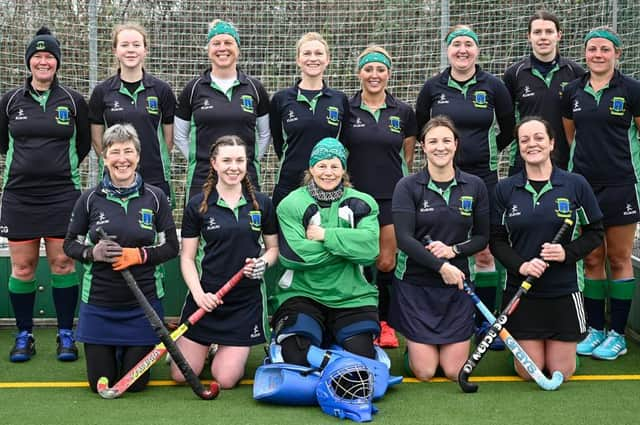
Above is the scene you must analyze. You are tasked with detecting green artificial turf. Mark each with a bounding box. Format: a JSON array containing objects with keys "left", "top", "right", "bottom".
[{"left": 1, "top": 328, "right": 639, "bottom": 425}]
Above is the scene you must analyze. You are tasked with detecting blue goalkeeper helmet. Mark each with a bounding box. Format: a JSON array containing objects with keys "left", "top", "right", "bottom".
[{"left": 316, "top": 357, "right": 377, "bottom": 422}]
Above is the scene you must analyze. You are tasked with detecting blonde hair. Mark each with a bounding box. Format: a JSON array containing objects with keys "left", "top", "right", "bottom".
[{"left": 296, "top": 32, "right": 330, "bottom": 58}]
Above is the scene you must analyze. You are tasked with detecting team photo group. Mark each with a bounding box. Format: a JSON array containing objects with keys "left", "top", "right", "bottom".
[{"left": 0, "top": 7, "right": 638, "bottom": 422}]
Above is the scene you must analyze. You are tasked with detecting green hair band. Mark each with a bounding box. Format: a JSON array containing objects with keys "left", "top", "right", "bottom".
[
  {"left": 584, "top": 29, "right": 621, "bottom": 48},
  {"left": 207, "top": 21, "right": 240, "bottom": 46},
  {"left": 446, "top": 28, "right": 479, "bottom": 46},
  {"left": 358, "top": 52, "right": 392, "bottom": 70}
]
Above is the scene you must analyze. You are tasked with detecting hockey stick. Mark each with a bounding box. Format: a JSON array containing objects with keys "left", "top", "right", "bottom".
[
  {"left": 461, "top": 282, "right": 563, "bottom": 391},
  {"left": 94, "top": 228, "right": 221, "bottom": 400},
  {"left": 97, "top": 268, "right": 245, "bottom": 399},
  {"left": 458, "top": 218, "right": 573, "bottom": 393}
]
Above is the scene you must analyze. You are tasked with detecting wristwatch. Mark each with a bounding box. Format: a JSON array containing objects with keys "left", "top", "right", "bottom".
[{"left": 452, "top": 244, "right": 461, "bottom": 256}]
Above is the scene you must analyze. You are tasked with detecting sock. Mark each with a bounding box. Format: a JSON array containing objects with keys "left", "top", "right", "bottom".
[
  {"left": 609, "top": 278, "right": 635, "bottom": 334},
  {"left": 474, "top": 271, "right": 499, "bottom": 326},
  {"left": 583, "top": 278, "right": 607, "bottom": 330},
  {"left": 376, "top": 270, "right": 393, "bottom": 321},
  {"left": 8, "top": 276, "right": 37, "bottom": 333}
]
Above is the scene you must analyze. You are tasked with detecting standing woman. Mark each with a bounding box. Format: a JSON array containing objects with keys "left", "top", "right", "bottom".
[
  {"left": 503, "top": 10, "right": 585, "bottom": 173},
  {"left": 562, "top": 27, "right": 640, "bottom": 360},
  {"left": 491, "top": 117, "right": 603, "bottom": 380},
  {"left": 63, "top": 124, "right": 179, "bottom": 392},
  {"left": 343, "top": 45, "right": 418, "bottom": 348},
  {"left": 174, "top": 19, "right": 270, "bottom": 200},
  {"left": 390, "top": 116, "right": 489, "bottom": 381},
  {"left": 171, "top": 135, "right": 278, "bottom": 389},
  {"left": 270, "top": 32, "right": 350, "bottom": 206},
  {"left": 270, "top": 138, "right": 380, "bottom": 366},
  {"left": 89, "top": 22, "right": 176, "bottom": 200},
  {"left": 415, "top": 25, "right": 515, "bottom": 344},
  {"left": 0, "top": 27, "right": 90, "bottom": 362}
]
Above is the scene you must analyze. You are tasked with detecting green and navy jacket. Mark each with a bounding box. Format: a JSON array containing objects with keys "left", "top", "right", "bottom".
[
  {"left": 176, "top": 69, "right": 269, "bottom": 198},
  {"left": 269, "top": 81, "right": 349, "bottom": 191},
  {"left": 503, "top": 55, "right": 585, "bottom": 171},
  {"left": 561, "top": 70, "right": 640, "bottom": 185},
  {"left": 89, "top": 71, "right": 176, "bottom": 196},
  {"left": 343, "top": 90, "right": 418, "bottom": 200},
  {"left": 415, "top": 66, "right": 514, "bottom": 185},
  {"left": 272, "top": 186, "right": 379, "bottom": 310},
  {"left": 0, "top": 77, "right": 90, "bottom": 194},
  {"left": 65, "top": 182, "right": 178, "bottom": 308}
]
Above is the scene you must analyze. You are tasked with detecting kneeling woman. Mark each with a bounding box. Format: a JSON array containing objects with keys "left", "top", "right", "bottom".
[
  {"left": 172, "top": 135, "right": 278, "bottom": 389},
  {"left": 390, "top": 116, "right": 489, "bottom": 381},
  {"left": 271, "top": 137, "right": 380, "bottom": 365},
  {"left": 64, "top": 124, "right": 179, "bottom": 392},
  {"left": 490, "top": 117, "right": 603, "bottom": 380}
]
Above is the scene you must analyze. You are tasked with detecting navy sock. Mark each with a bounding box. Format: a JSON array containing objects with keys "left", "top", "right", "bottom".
[
  {"left": 376, "top": 270, "right": 393, "bottom": 321},
  {"left": 610, "top": 298, "right": 631, "bottom": 334},
  {"left": 583, "top": 297, "right": 605, "bottom": 330},
  {"left": 52, "top": 286, "right": 79, "bottom": 330},
  {"left": 9, "top": 291, "right": 36, "bottom": 332}
]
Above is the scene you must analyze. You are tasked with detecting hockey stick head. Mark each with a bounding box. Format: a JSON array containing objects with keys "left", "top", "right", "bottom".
[
  {"left": 541, "top": 370, "right": 564, "bottom": 391},
  {"left": 200, "top": 381, "right": 221, "bottom": 400},
  {"left": 457, "top": 365, "right": 478, "bottom": 393},
  {"left": 96, "top": 377, "right": 120, "bottom": 399}
]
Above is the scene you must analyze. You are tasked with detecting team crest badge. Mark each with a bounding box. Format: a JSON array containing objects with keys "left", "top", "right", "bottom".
[
  {"left": 55, "top": 106, "right": 70, "bottom": 125},
  {"left": 326, "top": 106, "right": 339, "bottom": 126},
  {"left": 472, "top": 91, "right": 488, "bottom": 109},
  {"left": 388, "top": 116, "right": 401, "bottom": 134},
  {"left": 609, "top": 97, "right": 626, "bottom": 116},
  {"left": 138, "top": 209, "right": 154, "bottom": 230},
  {"left": 241, "top": 95, "right": 254, "bottom": 113},
  {"left": 554, "top": 198, "right": 572, "bottom": 218},
  {"left": 248, "top": 210, "right": 262, "bottom": 231},
  {"left": 36, "top": 40, "right": 46, "bottom": 50},
  {"left": 146, "top": 96, "right": 159, "bottom": 115},
  {"left": 459, "top": 196, "right": 473, "bottom": 216}
]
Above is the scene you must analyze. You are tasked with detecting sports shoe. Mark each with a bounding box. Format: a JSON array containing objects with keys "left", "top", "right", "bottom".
[
  {"left": 576, "top": 327, "right": 606, "bottom": 356},
  {"left": 10, "top": 330, "right": 36, "bottom": 362},
  {"left": 591, "top": 330, "right": 627, "bottom": 360},
  {"left": 377, "top": 321, "right": 399, "bottom": 348},
  {"left": 475, "top": 321, "right": 505, "bottom": 351},
  {"left": 56, "top": 329, "right": 78, "bottom": 362}
]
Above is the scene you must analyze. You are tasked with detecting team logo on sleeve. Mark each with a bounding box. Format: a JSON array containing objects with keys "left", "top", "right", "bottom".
[
  {"left": 554, "top": 198, "right": 572, "bottom": 218},
  {"left": 388, "top": 116, "right": 401, "bottom": 134},
  {"left": 609, "top": 97, "right": 626, "bottom": 116},
  {"left": 459, "top": 196, "right": 474, "bottom": 216},
  {"left": 248, "top": 210, "right": 262, "bottom": 231},
  {"left": 326, "top": 106, "right": 340, "bottom": 126},
  {"left": 138, "top": 209, "right": 154, "bottom": 230},
  {"left": 241, "top": 95, "right": 254, "bottom": 113},
  {"left": 55, "top": 106, "right": 70, "bottom": 125},
  {"left": 472, "top": 91, "right": 488, "bottom": 109},
  {"left": 146, "top": 96, "right": 159, "bottom": 115}
]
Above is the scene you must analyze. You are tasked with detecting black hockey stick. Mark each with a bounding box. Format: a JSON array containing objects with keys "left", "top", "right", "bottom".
[
  {"left": 96, "top": 228, "right": 218, "bottom": 400},
  {"left": 458, "top": 218, "right": 573, "bottom": 393}
]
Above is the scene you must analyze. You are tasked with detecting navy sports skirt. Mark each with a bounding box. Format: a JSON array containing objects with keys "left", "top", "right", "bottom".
[
  {"left": 76, "top": 300, "right": 163, "bottom": 346},
  {"left": 389, "top": 278, "right": 474, "bottom": 345}
]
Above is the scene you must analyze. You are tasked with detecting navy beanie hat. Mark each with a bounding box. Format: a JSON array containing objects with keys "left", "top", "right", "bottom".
[{"left": 25, "top": 26, "right": 61, "bottom": 70}]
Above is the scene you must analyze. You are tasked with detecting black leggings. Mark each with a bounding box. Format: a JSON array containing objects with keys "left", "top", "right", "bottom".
[{"left": 84, "top": 343, "right": 154, "bottom": 393}]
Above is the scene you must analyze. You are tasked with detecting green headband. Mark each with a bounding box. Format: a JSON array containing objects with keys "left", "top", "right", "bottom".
[
  {"left": 446, "top": 28, "right": 479, "bottom": 46},
  {"left": 584, "top": 29, "right": 621, "bottom": 48},
  {"left": 309, "top": 137, "right": 347, "bottom": 169},
  {"left": 207, "top": 21, "right": 240, "bottom": 46},
  {"left": 357, "top": 52, "right": 392, "bottom": 70}
]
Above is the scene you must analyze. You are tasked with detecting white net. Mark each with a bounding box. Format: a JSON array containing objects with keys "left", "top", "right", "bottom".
[{"left": 1, "top": 0, "right": 639, "bottom": 227}]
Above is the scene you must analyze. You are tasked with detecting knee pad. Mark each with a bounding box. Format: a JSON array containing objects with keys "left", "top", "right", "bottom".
[
  {"left": 274, "top": 312, "right": 323, "bottom": 347},
  {"left": 342, "top": 333, "right": 375, "bottom": 359},
  {"left": 335, "top": 320, "right": 380, "bottom": 346},
  {"left": 281, "top": 335, "right": 312, "bottom": 366}
]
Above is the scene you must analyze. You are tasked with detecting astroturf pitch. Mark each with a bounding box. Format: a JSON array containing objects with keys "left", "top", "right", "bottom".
[{"left": 0, "top": 328, "right": 638, "bottom": 425}]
